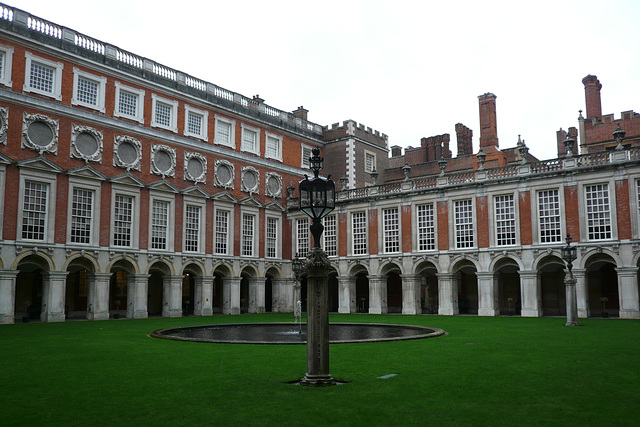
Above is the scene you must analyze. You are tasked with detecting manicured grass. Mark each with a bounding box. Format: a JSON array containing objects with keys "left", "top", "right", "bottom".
[{"left": 1, "top": 314, "right": 638, "bottom": 426}]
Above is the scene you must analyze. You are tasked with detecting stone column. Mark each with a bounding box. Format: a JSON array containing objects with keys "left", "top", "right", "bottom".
[
  {"left": 0, "top": 270, "right": 19, "bottom": 324},
  {"left": 616, "top": 267, "right": 640, "bottom": 319},
  {"left": 437, "top": 273, "right": 457, "bottom": 315},
  {"left": 195, "top": 275, "right": 214, "bottom": 316},
  {"left": 168, "top": 275, "right": 184, "bottom": 317},
  {"left": 250, "top": 277, "right": 264, "bottom": 314},
  {"left": 368, "top": 275, "right": 386, "bottom": 314},
  {"left": 225, "top": 276, "right": 241, "bottom": 315},
  {"left": 88, "top": 273, "right": 111, "bottom": 321},
  {"left": 519, "top": 271, "right": 541, "bottom": 317},
  {"left": 477, "top": 272, "right": 498, "bottom": 316},
  {"left": 130, "top": 274, "right": 150, "bottom": 319},
  {"left": 271, "top": 278, "right": 287, "bottom": 313},
  {"left": 401, "top": 274, "right": 421, "bottom": 315},
  {"left": 565, "top": 271, "right": 579, "bottom": 326},
  {"left": 337, "top": 275, "right": 356, "bottom": 314},
  {"left": 301, "top": 249, "right": 335, "bottom": 386},
  {"left": 41, "top": 271, "right": 69, "bottom": 322},
  {"left": 573, "top": 269, "right": 588, "bottom": 318}
]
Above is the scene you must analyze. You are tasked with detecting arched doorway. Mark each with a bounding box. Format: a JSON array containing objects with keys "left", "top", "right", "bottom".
[
  {"left": 109, "top": 259, "right": 135, "bottom": 319},
  {"left": 148, "top": 262, "right": 172, "bottom": 317},
  {"left": 538, "top": 256, "right": 566, "bottom": 316},
  {"left": 386, "top": 271, "right": 403, "bottom": 313},
  {"left": 417, "top": 261, "right": 438, "bottom": 314},
  {"left": 495, "top": 258, "right": 521, "bottom": 315},
  {"left": 182, "top": 273, "right": 195, "bottom": 316},
  {"left": 328, "top": 269, "right": 338, "bottom": 312},
  {"left": 355, "top": 272, "right": 369, "bottom": 313},
  {"left": 265, "top": 276, "right": 273, "bottom": 312},
  {"left": 15, "top": 255, "right": 48, "bottom": 322},
  {"left": 586, "top": 255, "right": 619, "bottom": 317},
  {"left": 454, "top": 260, "right": 478, "bottom": 315},
  {"left": 212, "top": 264, "right": 231, "bottom": 314},
  {"left": 65, "top": 257, "right": 94, "bottom": 319}
]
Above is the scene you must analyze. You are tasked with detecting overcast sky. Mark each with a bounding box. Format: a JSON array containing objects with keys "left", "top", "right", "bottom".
[{"left": 10, "top": 0, "right": 640, "bottom": 160}]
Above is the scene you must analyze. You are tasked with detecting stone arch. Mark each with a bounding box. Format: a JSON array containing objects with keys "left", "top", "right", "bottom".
[
  {"left": 148, "top": 261, "right": 173, "bottom": 317},
  {"left": 264, "top": 266, "right": 283, "bottom": 313},
  {"left": 451, "top": 258, "right": 478, "bottom": 315},
  {"left": 14, "top": 254, "right": 51, "bottom": 321},
  {"left": 327, "top": 266, "right": 339, "bottom": 313},
  {"left": 12, "top": 251, "right": 53, "bottom": 272},
  {"left": 584, "top": 252, "right": 619, "bottom": 317},
  {"left": 448, "top": 256, "right": 480, "bottom": 274},
  {"left": 212, "top": 263, "right": 233, "bottom": 314},
  {"left": 536, "top": 254, "right": 566, "bottom": 316},
  {"left": 579, "top": 248, "right": 622, "bottom": 270},
  {"left": 416, "top": 260, "right": 439, "bottom": 314},
  {"left": 63, "top": 253, "right": 99, "bottom": 272},
  {"left": 109, "top": 259, "right": 136, "bottom": 318},
  {"left": 492, "top": 256, "right": 521, "bottom": 315},
  {"left": 380, "top": 262, "right": 402, "bottom": 313},
  {"left": 106, "top": 256, "right": 139, "bottom": 275},
  {"left": 349, "top": 264, "right": 370, "bottom": 313},
  {"left": 240, "top": 265, "right": 259, "bottom": 313},
  {"left": 65, "top": 256, "right": 97, "bottom": 319}
]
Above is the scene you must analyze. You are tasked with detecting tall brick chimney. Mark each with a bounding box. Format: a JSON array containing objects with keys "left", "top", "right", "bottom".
[
  {"left": 478, "top": 93, "right": 499, "bottom": 148},
  {"left": 556, "top": 128, "right": 567, "bottom": 157},
  {"left": 582, "top": 75, "right": 602, "bottom": 118},
  {"left": 455, "top": 123, "right": 473, "bottom": 156},
  {"left": 293, "top": 106, "right": 308, "bottom": 121}
]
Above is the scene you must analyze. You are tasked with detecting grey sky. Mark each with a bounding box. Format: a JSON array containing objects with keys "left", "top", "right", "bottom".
[{"left": 11, "top": 0, "right": 640, "bottom": 160}]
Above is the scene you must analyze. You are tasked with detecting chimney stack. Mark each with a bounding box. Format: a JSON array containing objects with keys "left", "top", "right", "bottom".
[
  {"left": 478, "top": 93, "right": 499, "bottom": 148},
  {"left": 556, "top": 128, "right": 567, "bottom": 157},
  {"left": 293, "top": 106, "right": 308, "bottom": 121},
  {"left": 582, "top": 75, "right": 602, "bottom": 118},
  {"left": 455, "top": 123, "right": 473, "bottom": 156}
]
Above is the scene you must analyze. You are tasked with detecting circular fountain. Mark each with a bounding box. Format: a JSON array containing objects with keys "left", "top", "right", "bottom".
[{"left": 150, "top": 322, "right": 445, "bottom": 344}]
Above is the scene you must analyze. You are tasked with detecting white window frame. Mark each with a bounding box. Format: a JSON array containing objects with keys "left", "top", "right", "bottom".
[
  {"left": 183, "top": 196, "right": 206, "bottom": 254},
  {"left": 241, "top": 123, "right": 260, "bottom": 155},
  {"left": 536, "top": 188, "right": 562, "bottom": 244},
  {"left": 214, "top": 206, "right": 233, "bottom": 256},
  {"left": 453, "top": 199, "right": 475, "bottom": 249},
  {"left": 265, "top": 215, "right": 280, "bottom": 259},
  {"left": 67, "top": 177, "right": 102, "bottom": 246},
  {"left": 301, "top": 144, "right": 313, "bottom": 169},
  {"left": 214, "top": 115, "right": 235, "bottom": 148},
  {"left": 265, "top": 132, "right": 283, "bottom": 161},
  {"left": 18, "top": 169, "right": 57, "bottom": 244},
  {"left": 322, "top": 214, "right": 338, "bottom": 257},
  {"left": 114, "top": 81, "right": 145, "bottom": 124},
  {"left": 241, "top": 208, "right": 258, "bottom": 257},
  {"left": 382, "top": 207, "right": 400, "bottom": 253},
  {"left": 71, "top": 68, "right": 106, "bottom": 112},
  {"left": 23, "top": 51, "right": 63, "bottom": 100},
  {"left": 0, "top": 43, "right": 14, "bottom": 88},
  {"left": 493, "top": 193, "right": 518, "bottom": 247},
  {"left": 296, "top": 217, "right": 310, "bottom": 257},
  {"left": 351, "top": 211, "right": 368, "bottom": 255},
  {"left": 184, "top": 104, "right": 208, "bottom": 140},
  {"left": 416, "top": 203, "right": 436, "bottom": 251},
  {"left": 110, "top": 185, "right": 140, "bottom": 249},
  {"left": 151, "top": 93, "right": 178, "bottom": 133},
  {"left": 148, "top": 192, "right": 175, "bottom": 252},
  {"left": 364, "top": 150, "right": 376, "bottom": 173},
  {"left": 582, "top": 182, "right": 614, "bottom": 241}
]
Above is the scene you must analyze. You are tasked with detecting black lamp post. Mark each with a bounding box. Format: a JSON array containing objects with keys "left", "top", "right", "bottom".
[
  {"left": 298, "top": 147, "right": 336, "bottom": 386},
  {"left": 561, "top": 233, "right": 579, "bottom": 326}
]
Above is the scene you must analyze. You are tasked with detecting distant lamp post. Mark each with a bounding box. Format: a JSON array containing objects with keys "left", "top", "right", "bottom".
[
  {"left": 291, "top": 253, "right": 304, "bottom": 320},
  {"left": 561, "top": 233, "right": 579, "bottom": 326},
  {"left": 298, "top": 147, "right": 336, "bottom": 386}
]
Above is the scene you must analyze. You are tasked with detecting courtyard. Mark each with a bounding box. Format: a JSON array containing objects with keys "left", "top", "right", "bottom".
[{"left": 0, "top": 314, "right": 638, "bottom": 426}]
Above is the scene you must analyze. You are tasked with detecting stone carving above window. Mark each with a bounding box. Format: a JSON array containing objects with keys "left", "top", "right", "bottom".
[
  {"left": 71, "top": 124, "right": 103, "bottom": 163},
  {"left": 22, "top": 112, "right": 58, "bottom": 154},
  {"left": 265, "top": 172, "right": 282, "bottom": 198},
  {"left": 150, "top": 144, "right": 176, "bottom": 178},
  {"left": 241, "top": 166, "right": 260, "bottom": 194},
  {"left": 0, "top": 107, "right": 7, "bottom": 145},
  {"left": 184, "top": 152, "right": 207, "bottom": 184},
  {"left": 214, "top": 159, "right": 234, "bottom": 189},
  {"left": 113, "top": 135, "right": 141, "bottom": 171}
]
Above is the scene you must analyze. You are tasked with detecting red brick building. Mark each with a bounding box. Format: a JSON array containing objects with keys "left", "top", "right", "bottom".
[{"left": 0, "top": 4, "right": 638, "bottom": 323}]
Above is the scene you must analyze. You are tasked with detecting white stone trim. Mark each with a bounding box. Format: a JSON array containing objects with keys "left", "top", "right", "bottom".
[
  {"left": 71, "top": 67, "right": 106, "bottom": 113},
  {"left": 214, "top": 114, "right": 235, "bottom": 148},
  {"left": 182, "top": 195, "right": 207, "bottom": 254},
  {"left": 184, "top": 152, "right": 207, "bottom": 184},
  {"left": 0, "top": 43, "right": 14, "bottom": 88},
  {"left": 240, "top": 123, "right": 261, "bottom": 155},
  {"left": 264, "top": 213, "right": 281, "bottom": 259},
  {"left": 0, "top": 106, "right": 8, "bottom": 145},
  {"left": 110, "top": 185, "right": 140, "bottom": 249},
  {"left": 70, "top": 124, "right": 103, "bottom": 163},
  {"left": 151, "top": 93, "right": 178, "bottom": 133},
  {"left": 241, "top": 165, "right": 260, "bottom": 194},
  {"left": 23, "top": 51, "right": 63, "bottom": 101},
  {"left": 17, "top": 169, "right": 58, "bottom": 244},
  {"left": 265, "top": 132, "right": 282, "bottom": 161},
  {"left": 113, "top": 135, "right": 142, "bottom": 171},
  {"left": 150, "top": 144, "right": 176, "bottom": 178},
  {"left": 148, "top": 192, "right": 176, "bottom": 253},
  {"left": 66, "top": 177, "right": 102, "bottom": 246},
  {"left": 214, "top": 159, "right": 235, "bottom": 189},
  {"left": 184, "top": 104, "right": 208, "bottom": 140},
  {"left": 21, "top": 112, "right": 59, "bottom": 155}
]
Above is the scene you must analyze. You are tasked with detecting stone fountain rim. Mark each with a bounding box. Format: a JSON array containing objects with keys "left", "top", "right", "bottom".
[{"left": 150, "top": 322, "right": 446, "bottom": 345}]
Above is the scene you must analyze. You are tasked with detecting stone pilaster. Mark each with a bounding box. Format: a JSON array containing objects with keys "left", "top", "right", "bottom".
[
  {"left": 616, "top": 267, "right": 640, "bottom": 319},
  {"left": 168, "top": 275, "right": 184, "bottom": 317},
  {"left": 270, "top": 278, "right": 287, "bottom": 312},
  {"left": 88, "top": 273, "right": 111, "bottom": 320},
  {"left": 249, "top": 277, "right": 264, "bottom": 314},
  {"left": 565, "top": 272, "right": 579, "bottom": 326},
  {"left": 477, "top": 272, "right": 498, "bottom": 316},
  {"left": 130, "top": 274, "right": 150, "bottom": 319},
  {"left": 400, "top": 274, "right": 421, "bottom": 315},
  {"left": 437, "top": 273, "right": 457, "bottom": 315},
  {"left": 573, "top": 269, "right": 588, "bottom": 318},
  {"left": 0, "top": 270, "right": 19, "bottom": 324},
  {"left": 368, "top": 275, "right": 386, "bottom": 314},
  {"left": 519, "top": 271, "right": 541, "bottom": 317},
  {"left": 195, "top": 275, "right": 214, "bottom": 316},
  {"left": 225, "top": 276, "right": 241, "bottom": 315},
  {"left": 337, "top": 275, "right": 356, "bottom": 313},
  {"left": 41, "top": 271, "right": 69, "bottom": 322}
]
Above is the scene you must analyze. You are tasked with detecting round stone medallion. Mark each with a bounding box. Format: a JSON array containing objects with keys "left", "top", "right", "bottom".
[
  {"left": 187, "top": 157, "right": 204, "bottom": 179},
  {"left": 217, "top": 163, "right": 232, "bottom": 185},
  {"left": 27, "top": 121, "right": 54, "bottom": 146},
  {"left": 75, "top": 132, "right": 99, "bottom": 156},
  {"left": 267, "top": 175, "right": 280, "bottom": 195},
  {"left": 243, "top": 170, "right": 257, "bottom": 189},
  {"left": 154, "top": 149, "right": 172, "bottom": 173},
  {"left": 117, "top": 141, "right": 138, "bottom": 164}
]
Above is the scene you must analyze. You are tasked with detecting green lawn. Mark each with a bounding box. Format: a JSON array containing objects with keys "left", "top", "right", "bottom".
[{"left": 1, "top": 314, "right": 638, "bottom": 426}]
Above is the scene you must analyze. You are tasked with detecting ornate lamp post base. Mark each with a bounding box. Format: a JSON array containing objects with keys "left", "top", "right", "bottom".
[
  {"left": 300, "top": 248, "right": 335, "bottom": 387},
  {"left": 565, "top": 275, "right": 579, "bottom": 326}
]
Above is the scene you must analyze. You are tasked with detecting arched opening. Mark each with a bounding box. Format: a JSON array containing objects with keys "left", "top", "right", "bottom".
[
  {"left": 182, "top": 273, "right": 195, "bottom": 316},
  {"left": 328, "top": 270, "right": 338, "bottom": 312},
  {"left": 147, "top": 271, "right": 164, "bottom": 317},
  {"left": 586, "top": 256, "right": 619, "bottom": 317},
  {"left": 386, "top": 272, "right": 402, "bottom": 313},
  {"left": 417, "top": 262, "right": 438, "bottom": 314},
  {"left": 454, "top": 261, "right": 478, "bottom": 315},
  {"left": 15, "top": 255, "right": 48, "bottom": 322},
  {"left": 212, "top": 265, "right": 231, "bottom": 314},
  {"left": 65, "top": 268, "right": 88, "bottom": 319},
  {"left": 109, "top": 270, "right": 128, "bottom": 318},
  {"left": 355, "top": 272, "right": 369, "bottom": 313},
  {"left": 265, "top": 276, "right": 273, "bottom": 312},
  {"left": 495, "top": 258, "right": 521, "bottom": 316},
  {"left": 539, "top": 256, "right": 566, "bottom": 316},
  {"left": 240, "top": 274, "right": 250, "bottom": 314}
]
